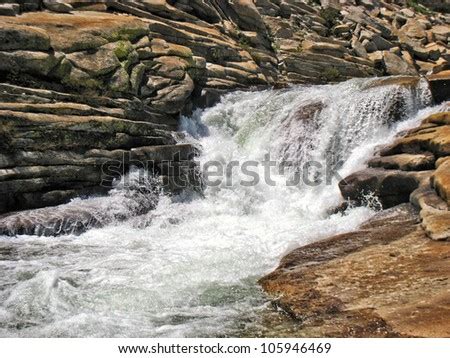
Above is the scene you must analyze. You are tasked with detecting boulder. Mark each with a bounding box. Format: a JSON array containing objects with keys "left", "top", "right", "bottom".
[
  {"left": 368, "top": 153, "right": 435, "bottom": 171},
  {"left": 0, "top": 50, "right": 60, "bottom": 76},
  {"left": 66, "top": 46, "right": 121, "bottom": 77},
  {"left": 382, "top": 51, "right": 417, "bottom": 76},
  {"left": 0, "top": 3, "right": 20, "bottom": 16},
  {"left": 380, "top": 120, "right": 450, "bottom": 157},
  {"left": 431, "top": 25, "right": 450, "bottom": 43},
  {"left": 0, "top": 23, "right": 51, "bottom": 51},
  {"left": 339, "top": 168, "right": 427, "bottom": 209},
  {"left": 420, "top": 208, "right": 450, "bottom": 241},
  {"left": 43, "top": 0, "right": 73, "bottom": 13},
  {"left": 229, "top": 0, "right": 266, "bottom": 32},
  {"left": 427, "top": 71, "right": 450, "bottom": 104},
  {"left": 403, "top": 19, "right": 427, "bottom": 39},
  {"left": 431, "top": 157, "right": 450, "bottom": 205}
]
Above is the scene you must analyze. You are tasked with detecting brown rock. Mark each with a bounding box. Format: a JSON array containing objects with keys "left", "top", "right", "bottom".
[
  {"left": 380, "top": 119, "right": 450, "bottom": 157},
  {"left": 382, "top": 51, "right": 417, "bottom": 76},
  {"left": 339, "top": 168, "right": 428, "bottom": 209},
  {"left": 421, "top": 208, "right": 450, "bottom": 241},
  {"left": 432, "top": 157, "right": 450, "bottom": 205},
  {"left": 260, "top": 204, "right": 450, "bottom": 337},
  {"left": 368, "top": 153, "right": 435, "bottom": 171}
]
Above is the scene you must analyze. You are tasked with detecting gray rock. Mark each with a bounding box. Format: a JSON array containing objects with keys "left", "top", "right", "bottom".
[
  {"left": 0, "top": 3, "right": 20, "bottom": 16},
  {"left": 43, "top": 0, "right": 73, "bottom": 13},
  {"left": 0, "top": 24, "right": 51, "bottom": 51}
]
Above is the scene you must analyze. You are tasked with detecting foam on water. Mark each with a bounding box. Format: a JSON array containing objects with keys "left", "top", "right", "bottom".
[{"left": 0, "top": 77, "right": 442, "bottom": 337}]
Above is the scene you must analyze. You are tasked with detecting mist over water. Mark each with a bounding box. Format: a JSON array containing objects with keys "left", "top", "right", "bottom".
[{"left": 0, "top": 77, "right": 440, "bottom": 337}]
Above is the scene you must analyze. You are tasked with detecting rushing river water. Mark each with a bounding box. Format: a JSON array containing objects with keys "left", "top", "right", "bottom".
[{"left": 0, "top": 77, "right": 442, "bottom": 337}]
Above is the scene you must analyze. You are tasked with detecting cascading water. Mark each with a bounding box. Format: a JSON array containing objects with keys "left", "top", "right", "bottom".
[{"left": 0, "top": 77, "right": 443, "bottom": 337}]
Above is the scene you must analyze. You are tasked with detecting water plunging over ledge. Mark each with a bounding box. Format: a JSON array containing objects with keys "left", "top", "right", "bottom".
[{"left": 0, "top": 77, "right": 442, "bottom": 337}]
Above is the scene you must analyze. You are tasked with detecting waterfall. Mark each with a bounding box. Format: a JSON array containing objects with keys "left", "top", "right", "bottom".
[{"left": 0, "top": 77, "right": 441, "bottom": 337}]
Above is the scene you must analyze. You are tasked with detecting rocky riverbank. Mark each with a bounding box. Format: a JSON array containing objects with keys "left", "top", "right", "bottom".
[
  {"left": 1, "top": 0, "right": 449, "bottom": 215},
  {"left": 260, "top": 106, "right": 450, "bottom": 337}
]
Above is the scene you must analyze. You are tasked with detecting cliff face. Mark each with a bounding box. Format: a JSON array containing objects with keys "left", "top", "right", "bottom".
[
  {"left": 260, "top": 107, "right": 450, "bottom": 337},
  {"left": 0, "top": 0, "right": 449, "bottom": 215}
]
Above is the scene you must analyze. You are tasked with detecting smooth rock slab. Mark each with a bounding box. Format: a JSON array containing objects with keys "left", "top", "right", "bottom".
[{"left": 260, "top": 204, "right": 450, "bottom": 337}]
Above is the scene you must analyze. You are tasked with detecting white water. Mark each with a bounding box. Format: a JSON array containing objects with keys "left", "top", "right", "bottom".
[{"left": 0, "top": 77, "right": 441, "bottom": 337}]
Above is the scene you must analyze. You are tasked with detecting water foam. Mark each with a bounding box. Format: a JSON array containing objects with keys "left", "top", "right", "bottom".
[{"left": 0, "top": 77, "right": 440, "bottom": 337}]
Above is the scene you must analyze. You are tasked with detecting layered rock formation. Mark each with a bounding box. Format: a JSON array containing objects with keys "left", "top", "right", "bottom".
[
  {"left": 261, "top": 107, "right": 450, "bottom": 337},
  {"left": 0, "top": 0, "right": 449, "bottom": 215}
]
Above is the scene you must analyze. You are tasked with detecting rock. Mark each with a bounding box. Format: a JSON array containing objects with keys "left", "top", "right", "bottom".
[
  {"left": 363, "top": 39, "right": 378, "bottom": 53},
  {"left": 260, "top": 204, "right": 450, "bottom": 337},
  {"left": 412, "top": 46, "right": 429, "bottom": 61},
  {"left": 66, "top": 46, "right": 121, "bottom": 77},
  {"left": 427, "top": 71, "right": 450, "bottom": 104},
  {"left": 432, "top": 157, "right": 450, "bottom": 205},
  {"left": 431, "top": 25, "right": 450, "bottom": 43},
  {"left": 421, "top": 208, "right": 450, "bottom": 241},
  {"left": 0, "top": 3, "right": 20, "bottom": 16},
  {"left": 382, "top": 51, "right": 417, "bottom": 76},
  {"left": 424, "top": 43, "right": 442, "bottom": 61},
  {"left": 410, "top": 184, "right": 447, "bottom": 211},
  {"left": 372, "top": 35, "right": 394, "bottom": 51},
  {"left": 0, "top": 12, "right": 148, "bottom": 53},
  {"left": 302, "top": 40, "right": 347, "bottom": 58},
  {"left": 333, "top": 24, "right": 351, "bottom": 36},
  {"left": 229, "top": 0, "right": 266, "bottom": 32},
  {"left": 380, "top": 120, "right": 450, "bottom": 157},
  {"left": 339, "top": 168, "right": 427, "bottom": 209},
  {"left": 130, "top": 63, "right": 146, "bottom": 95},
  {"left": 43, "top": 0, "right": 73, "bottom": 13},
  {"left": 351, "top": 37, "right": 368, "bottom": 58},
  {"left": 151, "top": 74, "right": 194, "bottom": 114},
  {"left": 109, "top": 66, "right": 130, "bottom": 92},
  {"left": 368, "top": 153, "right": 435, "bottom": 171},
  {"left": 0, "top": 50, "right": 60, "bottom": 76},
  {"left": 400, "top": 8, "right": 415, "bottom": 18},
  {"left": 0, "top": 24, "right": 51, "bottom": 51},
  {"left": 402, "top": 19, "right": 427, "bottom": 39}
]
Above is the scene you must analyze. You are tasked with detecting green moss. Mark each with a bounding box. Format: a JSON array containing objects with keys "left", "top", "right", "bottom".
[
  {"left": 121, "top": 50, "right": 139, "bottom": 72},
  {"left": 114, "top": 41, "right": 133, "bottom": 61},
  {"left": 407, "top": 0, "right": 432, "bottom": 14},
  {"left": 107, "top": 27, "right": 148, "bottom": 42},
  {"left": 321, "top": 67, "right": 340, "bottom": 82}
]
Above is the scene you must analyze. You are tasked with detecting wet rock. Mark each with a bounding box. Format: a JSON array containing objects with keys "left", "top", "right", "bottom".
[
  {"left": 427, "top": 71, "right": 450, "bottom": 104},
  {"left": 368, "top": 153, "right": 435, "bottom": 171},
  {"left": 380, "top": 120, "right": 450, "bottom": 157},
  {"left": 339, "top": 168, "right": 428, "bottom": 208}
]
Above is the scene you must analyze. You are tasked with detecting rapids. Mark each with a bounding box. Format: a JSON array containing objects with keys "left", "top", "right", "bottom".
[{"left": 0, "top": 77, "right": 443, "bottom": 337}]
